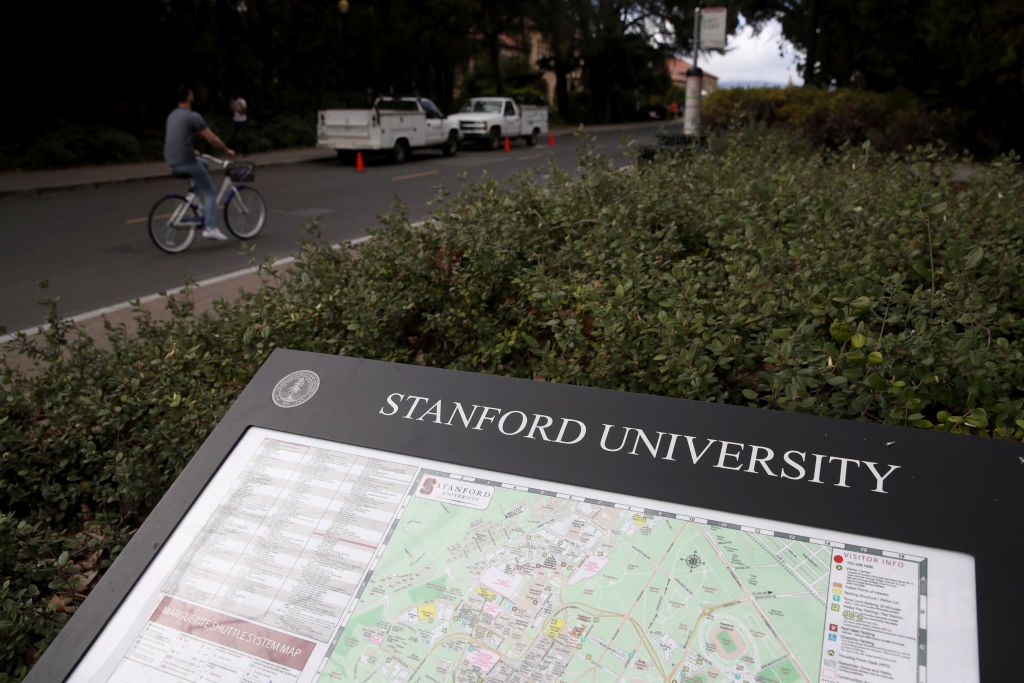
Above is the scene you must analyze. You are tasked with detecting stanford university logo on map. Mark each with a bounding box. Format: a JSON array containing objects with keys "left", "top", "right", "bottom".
[
  {"left": 414, "top": 474, "right": 493, "bottom": 510},
  {"left": 272, "top": 370, "right": 320, "bottom": 408}
]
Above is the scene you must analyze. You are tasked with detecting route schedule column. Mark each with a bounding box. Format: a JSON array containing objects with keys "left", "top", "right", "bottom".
[
  {"left": 162, "top": 438, "right": 419, "bottom": 643},
  {"left": 819, "top": 550, "right": 925, "bottom": 683}
]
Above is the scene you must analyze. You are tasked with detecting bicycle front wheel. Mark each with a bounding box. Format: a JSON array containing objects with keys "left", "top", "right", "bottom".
[
  {"left": 148, "top": 195, "right": 198, "bottom": 253},
  {"left": 224, "top": 186, "right": 267, "bottom": 239}
]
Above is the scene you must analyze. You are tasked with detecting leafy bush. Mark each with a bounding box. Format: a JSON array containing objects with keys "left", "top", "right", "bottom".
[
  {"left": 259, "top": 114, "right": 316, "bottom": 149},
  {"left": 0, "top": 511, "right": 123, "bottom": 681},
  {"left": 704, "top": 87, "right": 957, "bottom": 152},
  {"left": 9, "top": 125, "right": 145, "bottom": 170},
  {"left": 1, "top": 131, "right": 1022, "bottom": 678},
  {"left": 0, "top": 113, "right": 316, "bottom": 171}
]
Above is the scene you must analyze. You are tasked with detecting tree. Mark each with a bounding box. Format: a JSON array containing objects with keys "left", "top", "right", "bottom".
[
  {"left": 747, "top": 0, "right": 1024, "bottom": 152},
  {"left": 4, "top": 0, "right": 746, "bottom": 164},
  {"left": 529, "top": 0, "right": 582, "bottom": 116},
  {"left": 464, "top": 0, "right": 528, "bottom": 96},
  {"left": 528, "top": 1, "right": 699, "bottom": 123}
]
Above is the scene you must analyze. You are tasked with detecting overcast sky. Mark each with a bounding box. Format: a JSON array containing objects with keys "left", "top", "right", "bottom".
[{"left": 697, "top": 18, "right": 804, "bottom": 86}]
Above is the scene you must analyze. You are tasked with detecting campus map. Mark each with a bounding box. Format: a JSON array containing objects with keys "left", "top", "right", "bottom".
[
  {"left": 316, "top": 470, "right": 885, "bottom": 683},
  {"left": 73, "top": 433, "right": 940, "bottom": 683}
]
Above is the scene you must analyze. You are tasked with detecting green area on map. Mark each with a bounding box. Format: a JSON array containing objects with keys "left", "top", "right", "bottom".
[{"left": 318, "top": 485, "right": 830, "bottom": 682}]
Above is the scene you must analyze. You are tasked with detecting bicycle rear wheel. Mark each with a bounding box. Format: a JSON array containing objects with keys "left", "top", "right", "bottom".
[
  {"left": 148, "top": 195, "right": 198, "bottom": 253},
  {"left": 224, "top": 186, "right": 267, "bottom": 239}
]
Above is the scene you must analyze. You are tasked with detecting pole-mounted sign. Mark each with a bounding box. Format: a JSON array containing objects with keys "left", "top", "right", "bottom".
[
  {"left": 25, "top": 350, "right": 1022, "bottom": 681},
  {"left": 700, "top": 6, "right": 728, "bottom": 49},
  {"left": 685, "top": 7, "right": 727, "bottom": 137}
]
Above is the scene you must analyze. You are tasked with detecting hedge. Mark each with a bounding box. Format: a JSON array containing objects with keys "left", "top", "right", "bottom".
[
  {"left": 703, "top": 87, "right": 959, "bottom": 153},
  {"left": 1, "top": 130, "right": 1022, "bottom": 679},
  {"left": 0, "top": 115, "right": 316, "bottom": 171}
]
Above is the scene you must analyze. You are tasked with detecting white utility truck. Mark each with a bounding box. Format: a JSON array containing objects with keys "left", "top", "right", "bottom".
[
  {"left": 316, "top": 97, "right": 460, "bottom": 163},
  {"left": 448, "top": 97, "right": 549, "bottom": 150}
]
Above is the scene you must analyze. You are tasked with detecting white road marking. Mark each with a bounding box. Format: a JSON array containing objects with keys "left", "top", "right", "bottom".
[
  {"left": 1, "top": 259, "right": 292, "bottom": 344},
  {"left": 392, "top": 170, "right": 439, "bottom": 181},
  {"left": 1, "top": 221, "right": 426, "bottom": 344}
]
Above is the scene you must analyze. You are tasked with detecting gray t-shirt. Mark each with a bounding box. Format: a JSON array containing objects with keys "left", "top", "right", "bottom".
[{"left": 164, "top": 108, "right": 208, "bottom": 167}]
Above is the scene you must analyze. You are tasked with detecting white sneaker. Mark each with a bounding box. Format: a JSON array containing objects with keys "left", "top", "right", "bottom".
[{"left": 201, "top": 226, "right": 229, "bottom": 241}]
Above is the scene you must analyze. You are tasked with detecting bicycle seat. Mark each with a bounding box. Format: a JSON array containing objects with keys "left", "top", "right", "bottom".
[{"left": 171, "top": 171, "right": 192, "bottom": 180}]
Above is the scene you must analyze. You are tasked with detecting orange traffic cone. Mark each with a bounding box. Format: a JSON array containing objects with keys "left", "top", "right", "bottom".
[
  {"left": 355, "top": 152, "right": 365, "bottom": 172},
  {"left": 504, "top": 136, "right": 511, "bottom": 152},
  {"left": 548, "top": 132, "right": 556, "bottom": 147}
]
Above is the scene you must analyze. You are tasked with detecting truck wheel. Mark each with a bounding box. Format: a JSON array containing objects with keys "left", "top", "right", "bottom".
[
  {"left": 487, "top": 128, "right": 501, "bottom": 151},
  {"left": 391, "top": 139, "right": 409, "bottom": 164},
  {"left": 442, "top": 132, "right": 459, "bottom": 157},
  {"left": 526, "top": 128, "right": 539, "bottom": 147}
]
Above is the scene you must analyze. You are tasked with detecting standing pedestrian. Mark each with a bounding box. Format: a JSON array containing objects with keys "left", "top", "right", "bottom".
[
  {"left": 229, "top": 92, "right": 248, "bottom": 155},
  {"left": 163, "top": 86, "right": 234, "bottom": 241}
]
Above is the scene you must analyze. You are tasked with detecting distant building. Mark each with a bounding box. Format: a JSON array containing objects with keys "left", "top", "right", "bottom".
[
  {"left": 667, "top": 58, "right": 719, "bottom": 96},
  {"left": 454, "top": 30, "right": 583, "bottom": 111}
]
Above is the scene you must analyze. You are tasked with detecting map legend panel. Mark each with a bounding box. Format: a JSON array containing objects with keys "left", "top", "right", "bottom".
[{"left": 820, "top": 551, "right": 925, "bottom": 682}]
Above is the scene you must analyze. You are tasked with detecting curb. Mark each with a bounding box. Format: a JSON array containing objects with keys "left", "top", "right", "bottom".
[
  {"left": 0, "top": 122, "right": 661, "bottom": 197},
  {"left": 0, "top": 232, "right": 380, "bottom": 347},
  {"left": 0, "top": 151, "right": 337, "bottom": 198}
]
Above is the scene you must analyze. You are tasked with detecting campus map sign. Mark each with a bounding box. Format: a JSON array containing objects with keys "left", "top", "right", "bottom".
[{"left": 28, "top": 351, "right": 1023, "bottom": 682}]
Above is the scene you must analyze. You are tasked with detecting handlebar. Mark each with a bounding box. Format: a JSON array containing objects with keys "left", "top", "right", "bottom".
[{"left": 198, "top": 153, "right": 232, "bottom": 167}]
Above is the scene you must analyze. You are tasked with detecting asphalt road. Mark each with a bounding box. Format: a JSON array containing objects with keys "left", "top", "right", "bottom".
[{"left": 0, "top": 123, "right": 661, "bottom": 333}]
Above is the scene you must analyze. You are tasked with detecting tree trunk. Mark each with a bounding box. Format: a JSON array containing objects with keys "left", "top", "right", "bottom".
[
  {"left": 554, "top": 60, "right": 570, "bottom": 119},
  {"left": 587, "top": 55, "right": 611, "bottom": 124},
  {"left": 487, "top": 35, "right": 504, "bottom": 95},
  {"left": 804, "top": 0, "right": 820, "bottom": 86}
]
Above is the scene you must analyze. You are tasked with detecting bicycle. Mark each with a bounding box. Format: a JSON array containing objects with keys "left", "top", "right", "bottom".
[{"left": 147, "top": 154, "right": 267, "bottom": 253}]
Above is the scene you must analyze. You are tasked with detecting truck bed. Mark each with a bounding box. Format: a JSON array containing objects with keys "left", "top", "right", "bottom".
[{"left": 317, "top": 109, "right": 427, "bottom": 151}]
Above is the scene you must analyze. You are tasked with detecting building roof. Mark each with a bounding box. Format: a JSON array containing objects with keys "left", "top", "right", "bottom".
[{"left": 667, "top": 57, "right": 718, "bottom": 83}]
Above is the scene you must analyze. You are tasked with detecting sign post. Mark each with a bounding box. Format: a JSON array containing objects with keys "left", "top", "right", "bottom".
[
  {"left": 684, "top": 6, "right": 727, "bottom": 138},
  {"left": 683, "top": 7, "right": 703, "bottom": 137},
  {"left": 25, "top": 350, "right": 1023, "bottom": 681}
]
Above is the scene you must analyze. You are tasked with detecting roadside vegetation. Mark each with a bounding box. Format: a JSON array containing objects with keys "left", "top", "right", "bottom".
[
  {"left": 0, "top": 114, "right": 316, "bottom": 171},
  {"left": 2, "top": 129, "right": 1022, "bottom": 679},
  {"left": 703, "top": 87, "right": 957, "bottom": 154},
  {"left": 8, "top": 0, "right": 1021, "bottom": 170}
]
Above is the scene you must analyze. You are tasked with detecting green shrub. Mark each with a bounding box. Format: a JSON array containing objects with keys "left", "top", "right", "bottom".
[
  {"left": 1, "top": 131, "right": 1022, "bottom": 677},
  {"left": 704, "top": 87, "right": 957, "bottom": 152},
  {"left": 188, "top": 113, "right": 314, "bottom": 155},
  {"left": 12, "top": 125, "right": 144, "bottom": 170},
  {"left": 0, "top": 512, "right": 124, "bottom": 681},
  {"left": 0, "top": 112, "right": 315, "bottom": 170},
  {"left": 260, "top": 114, "right": 316, "bottom": 149}
]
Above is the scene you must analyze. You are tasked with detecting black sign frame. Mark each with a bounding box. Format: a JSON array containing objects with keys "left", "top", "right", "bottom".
[{"left": 27, "top": 349, "right": 1023, "bottom": 681}]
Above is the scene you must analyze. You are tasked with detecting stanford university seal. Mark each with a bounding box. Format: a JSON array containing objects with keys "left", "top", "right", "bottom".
[{"left": 272, "top": 370, "right": 320, "bottom": 408}]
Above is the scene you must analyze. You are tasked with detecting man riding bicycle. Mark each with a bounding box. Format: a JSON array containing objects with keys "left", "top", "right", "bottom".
[{"left": 164, "top": 87, "right": 235, "bottom": 241}]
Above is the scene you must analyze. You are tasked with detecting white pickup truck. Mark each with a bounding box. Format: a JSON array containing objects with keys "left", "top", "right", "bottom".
[
  {"left": 316, "top": 97, "right": 460, "bottom": 163},
  {"left": 448, "top": 97, "right": 549, "bottom": 150}
]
